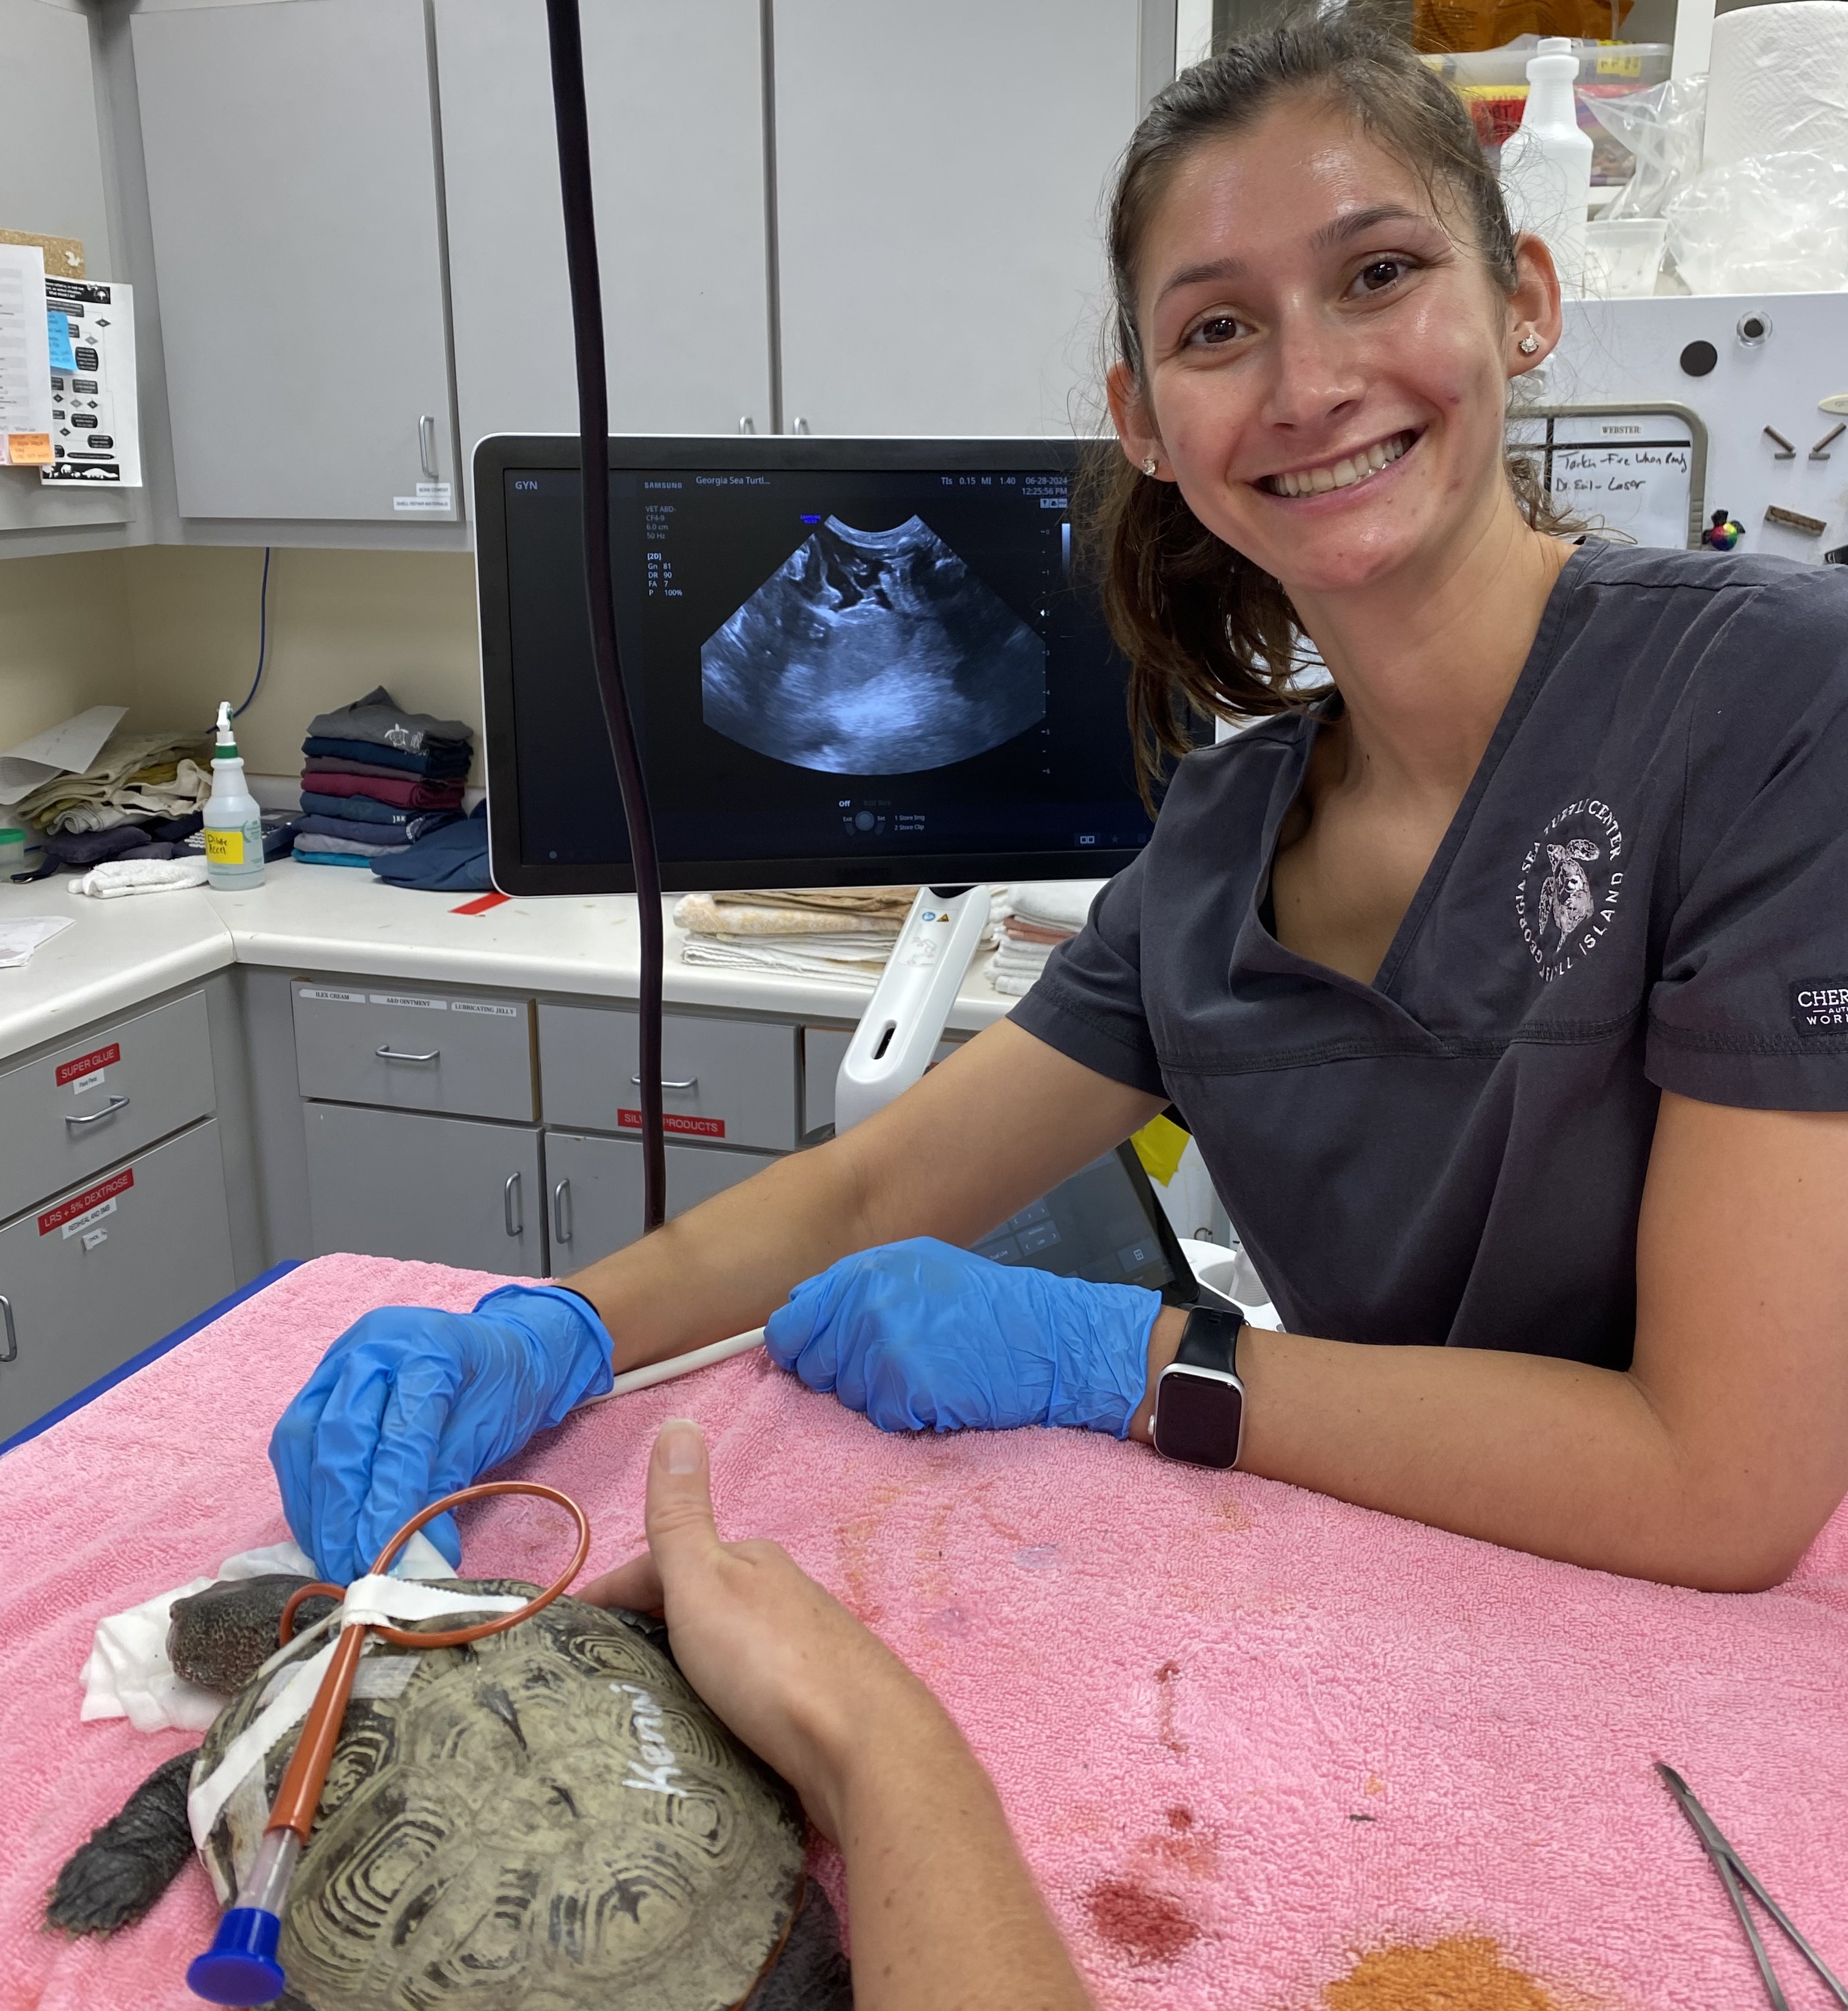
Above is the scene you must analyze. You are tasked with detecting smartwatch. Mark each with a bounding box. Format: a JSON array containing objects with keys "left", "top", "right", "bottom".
[{"left": 1151, "top": 1304, "right": 1247, "bottom": 1469}]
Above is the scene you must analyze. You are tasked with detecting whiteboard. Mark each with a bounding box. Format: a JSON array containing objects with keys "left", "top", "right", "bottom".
[{"left": 1509, "top": 405, "right": 1708, "bottom": 551}]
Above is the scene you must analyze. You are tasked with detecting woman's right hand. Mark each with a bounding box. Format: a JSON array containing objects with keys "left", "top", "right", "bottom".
[{"left": 579, "top": 1419, "right": 944, "bottom": 1843}]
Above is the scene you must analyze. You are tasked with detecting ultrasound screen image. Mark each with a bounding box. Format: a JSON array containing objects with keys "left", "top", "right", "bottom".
[{"left": 700, "top": 515, "right": 1046, "bottom": 774}]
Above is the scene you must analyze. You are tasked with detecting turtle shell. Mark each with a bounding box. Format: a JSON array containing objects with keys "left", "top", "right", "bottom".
[{"left": 193, "top": 1582, "right": 807, "bottom": 2011}]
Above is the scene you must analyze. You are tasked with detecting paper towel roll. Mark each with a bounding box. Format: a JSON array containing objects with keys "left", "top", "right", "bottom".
[{"left": 1706, "top": 2, "right": 1848, "bottom": 168}]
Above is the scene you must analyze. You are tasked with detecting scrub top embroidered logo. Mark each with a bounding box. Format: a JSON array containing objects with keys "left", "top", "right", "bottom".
[{"left": 1514, "top": 799, "right": 1625, "bottom": 981}]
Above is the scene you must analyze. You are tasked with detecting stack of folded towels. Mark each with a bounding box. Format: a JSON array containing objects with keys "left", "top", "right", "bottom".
[
  {"left": 673, "top": 886, "right": 922, "bottom": 982},
  {"left": 292, "top": 686, "right": 472, "bottom": 870},
  {"left": 985, "top": 881, "right": 1105, "bottom": 997},
  {"left": 12, "top": 729, "right": 213, "bottom": 875}
]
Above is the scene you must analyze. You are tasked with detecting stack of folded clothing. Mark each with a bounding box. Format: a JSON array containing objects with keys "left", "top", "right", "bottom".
[
  {"left": 12, "top": 729, "right": 213, "bottom": 878},
  {"left": 985, "top": 881, "right": 1105, "bottom": 997},
  {"left": 675, "top": 886, "right": 1002, "bottom": 985},
  {"left": 292, "top": 686, "right": 471, "bottom": 870}
]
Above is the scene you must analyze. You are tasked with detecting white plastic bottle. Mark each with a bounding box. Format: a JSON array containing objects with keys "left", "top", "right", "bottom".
[
  {"left": 1498, "top": 37, "right": 1593, "bottom": 301},
  {"left": 203, "top": 701, "right": 265, "bottom": 890}
]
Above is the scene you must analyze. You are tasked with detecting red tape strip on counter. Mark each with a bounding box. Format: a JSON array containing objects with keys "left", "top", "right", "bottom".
[
  {"left": 56, "top": 1042, "right": 120, "bottom": 1086},
  {"left": 451, "top": 891, "right": 510, "bottom": 916},
  {"left": 40, "top": 1166, "right": 134, "bottom": 1236},
  {"left": 618, "top": 1108, "right": 725, "bottom": 1139}
]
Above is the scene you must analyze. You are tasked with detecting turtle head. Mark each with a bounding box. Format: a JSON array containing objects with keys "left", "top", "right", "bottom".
[{"left": 168, "top": 1575, "right": 341, "bottom": 1696}]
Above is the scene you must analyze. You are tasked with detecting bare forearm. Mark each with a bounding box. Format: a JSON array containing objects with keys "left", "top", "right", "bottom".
[
  {"left": 834, "top": 1705, "right": 1091, "bottom": 2011},
  {"left": 563, "top": 1023, "right": 1159, "bottom": 1376},
  {"left": 1135, "top": 1313, "right": 1778, "bottom": 1590}
]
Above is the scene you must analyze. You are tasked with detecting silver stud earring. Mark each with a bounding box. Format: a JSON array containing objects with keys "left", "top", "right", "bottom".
[
  {"left": 1518, "top": 333, "right": 1540, "bottom": 356},
  {"left": 1140, "top": 455, "right": 1158, "bottom": 476}
]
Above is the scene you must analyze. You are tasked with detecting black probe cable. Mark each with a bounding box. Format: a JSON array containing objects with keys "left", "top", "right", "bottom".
[{"left": 544, "top": 0, "right": 667, "bottom": 1232}]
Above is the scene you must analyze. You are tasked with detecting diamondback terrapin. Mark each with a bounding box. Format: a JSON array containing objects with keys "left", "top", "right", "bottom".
[{"left": 50, "top": 1575, "right": 852, "bottom": 2010}]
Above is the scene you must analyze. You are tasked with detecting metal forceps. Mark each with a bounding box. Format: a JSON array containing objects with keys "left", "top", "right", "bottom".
[{"left": 1655, "top": 1763, "right": 1848, "bottom": 2010}]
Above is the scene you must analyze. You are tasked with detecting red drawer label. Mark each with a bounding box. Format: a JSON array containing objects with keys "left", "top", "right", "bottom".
[
  {"left": 40, "top": 1166, "right": 134, "bottom": 1235},
  {"left": 56, "top": 1042, "right": 120, "bottom": 1086},
  {"left": 618, "top": 1108, "right": 724, "bottom": 1139}
]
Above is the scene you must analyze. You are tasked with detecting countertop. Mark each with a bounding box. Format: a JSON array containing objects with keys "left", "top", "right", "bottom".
[{"left": 0, "top": 861, "right": 1016, "bottom": 1062}]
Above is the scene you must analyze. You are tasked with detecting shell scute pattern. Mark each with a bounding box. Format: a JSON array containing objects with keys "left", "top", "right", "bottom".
[{"left": 193, "top": 1581, "right": 807, "bottom": 2010}]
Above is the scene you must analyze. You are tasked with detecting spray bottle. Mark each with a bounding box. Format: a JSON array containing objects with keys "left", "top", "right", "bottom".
[
  {"left": 1498, "top": 37, "right": 1593, "bottom": 301},
  {"left": 203, "top": 702, "right": 265, "bottom": 890}
]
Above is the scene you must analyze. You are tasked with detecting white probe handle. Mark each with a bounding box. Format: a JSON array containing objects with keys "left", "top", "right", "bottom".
[
  {"left": 578, "top": 1325, "right": 767, "bottom": 1404},
  {"left": 834, "top": 884, "right": 991, "bottom": 1134}
]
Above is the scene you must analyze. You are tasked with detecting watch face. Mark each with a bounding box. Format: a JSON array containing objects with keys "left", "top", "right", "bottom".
[{"left": 1154, "top": 1367, "right": 1244, "bottom": 1468}]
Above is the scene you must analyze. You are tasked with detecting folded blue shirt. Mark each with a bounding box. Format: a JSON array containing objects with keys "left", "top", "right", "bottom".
[
  {"left": 297, "top": 789, "right": 430, "bottom": 828},
  {"left": 295, "top": 807, "right": 460, "bottom": 845},
  {"left": 301, "top": 736, "right": 470, "bottom": 779},
  {"left": 371, "top": 803, "right": 491, "bottom": 892}
]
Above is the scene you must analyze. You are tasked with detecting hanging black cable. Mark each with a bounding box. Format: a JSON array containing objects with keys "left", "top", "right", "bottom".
[{"left": 543, "top": 0, "right": 666, "bottom": 1232}]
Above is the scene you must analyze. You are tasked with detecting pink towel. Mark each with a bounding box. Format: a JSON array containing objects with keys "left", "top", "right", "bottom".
[{"left": 2, "top": 1255, "right": 1844, "bottom": 2011}]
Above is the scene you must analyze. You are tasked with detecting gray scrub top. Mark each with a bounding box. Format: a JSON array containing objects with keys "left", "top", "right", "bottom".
[{"left": 1010, "top": 545, "right": 1848, "bottom": 1369}]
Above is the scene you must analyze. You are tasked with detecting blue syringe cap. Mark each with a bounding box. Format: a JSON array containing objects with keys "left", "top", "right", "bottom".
[{"left": 186, "top": 1906, "right": 286, "bottom": 2006}]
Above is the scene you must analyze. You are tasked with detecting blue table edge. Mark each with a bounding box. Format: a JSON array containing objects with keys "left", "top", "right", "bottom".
[{"left": 0, "top": 1259, "right": 304, "bottom": 1460}]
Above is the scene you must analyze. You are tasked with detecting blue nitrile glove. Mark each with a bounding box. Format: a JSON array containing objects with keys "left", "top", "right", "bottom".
[
  {"left": 764, "top": 1237, "right": 1161, "bottom": 1437},
  {"left": 269, "top": 1284, "right": 614, "bottom": 1585}
]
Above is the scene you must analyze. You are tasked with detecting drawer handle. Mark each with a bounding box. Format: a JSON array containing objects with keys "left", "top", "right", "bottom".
[
  {"left": 504, "top": 1171, "right": 524, "bottom": 1238},
  {"left": 376, "top": 1046, "right": 441, "bottom": 1065},
  {"left": 552, "top": 1177, "right": 572, "bottom": 1244},
  {"left": 0, "top": 1293, "right": 15, "bottom": 1364},
  {"left": 64, "top": 1094, "right": 131, "bottom": 1129},
  {"left": 631, "top": 1073, "right": 698, "bottom": 1092}
]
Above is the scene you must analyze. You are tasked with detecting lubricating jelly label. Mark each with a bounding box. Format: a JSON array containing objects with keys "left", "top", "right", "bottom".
[{"left": 204, "top": 828, "right": 244, "bottom": 865}]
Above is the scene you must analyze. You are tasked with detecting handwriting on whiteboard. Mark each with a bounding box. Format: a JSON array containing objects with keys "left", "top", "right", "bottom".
[{"left": 1547, "top": 445, "right": 1692, "bottom": 550}]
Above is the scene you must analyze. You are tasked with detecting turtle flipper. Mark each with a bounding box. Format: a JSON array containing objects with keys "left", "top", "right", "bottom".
[
  {"left": 744, "top": 1878, "right": 854, "bottom": 2011},
  {"left": 45, "top": 1748, "right": 197, "bottom": 1936}
]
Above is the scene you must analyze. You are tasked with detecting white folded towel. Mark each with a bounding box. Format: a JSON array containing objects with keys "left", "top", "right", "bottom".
[
  {"left": 1007, "top": 879, "right": 1105, "bottom": 932},
  {"left": 71, "top": 856, "right": 210, "bottom": 898}
]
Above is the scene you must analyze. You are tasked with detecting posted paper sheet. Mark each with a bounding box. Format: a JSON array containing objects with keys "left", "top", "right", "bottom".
[
  {"left": 0, "top": 242, "right": 54, "bottom": 465},
  {"left": 40, "top": 279, "right": 140, "bottom": 488}
]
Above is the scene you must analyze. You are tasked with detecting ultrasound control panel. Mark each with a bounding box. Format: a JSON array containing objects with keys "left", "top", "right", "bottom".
[{"left": 969, "top": 1147, "right": 1184, "bottom": 1296}]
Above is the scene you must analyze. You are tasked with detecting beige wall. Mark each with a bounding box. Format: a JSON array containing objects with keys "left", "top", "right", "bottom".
[
  {"left": 2, "top": 544, "right": 484, "bottom": 784},
  {"left": 0, "top": 550, "right": 136, "bottom": 754},
  {"left": 122, "top": 547, "right": 484, "bottom": 781}
]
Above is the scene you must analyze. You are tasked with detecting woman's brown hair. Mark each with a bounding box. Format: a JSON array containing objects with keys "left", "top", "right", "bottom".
[{"left": 1087, "top": 6, "right": 1577, "bottom": 797}]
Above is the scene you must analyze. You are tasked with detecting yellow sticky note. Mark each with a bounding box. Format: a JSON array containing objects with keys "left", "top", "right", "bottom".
[
  {"left": 4, "top": 433, "right": 52, "bottom": 465},
  {"left": 204, "top": 828, "right": 243, "bottom": 865},
  {"left": 1131, "top": 1112, "right": 1190, "bottom": 1187}
]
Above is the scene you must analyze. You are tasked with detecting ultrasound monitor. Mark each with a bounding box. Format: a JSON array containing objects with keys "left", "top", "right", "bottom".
[{"left": 474, "top": 435, "right": 1154, "bottom": 894}]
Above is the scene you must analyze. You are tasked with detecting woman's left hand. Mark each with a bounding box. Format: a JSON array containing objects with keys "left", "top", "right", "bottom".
[{"left": 764, "top": 1237, "right": 1160, "bottom": 1438}]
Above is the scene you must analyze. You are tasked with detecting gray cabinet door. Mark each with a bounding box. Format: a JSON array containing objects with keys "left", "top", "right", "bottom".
[
  {"left": 773, "top": 1, "right": 1144, "bottom": 435},
  {"left": 0, "top": 0, "right": 133, "bottom": 539},
  {"left": 304, "top": 1103, "right": 544, "bottom": 1276},
  {"left": 0, "top": 1120, "right": 235, "bottom": 1444},
  {"left": 436, "top": 0, "right": 773, "bottom": 514},
  {"left": 293, "top": 984, "right": 537, "bottom": 1123},
  {"left": 131, "top": 0, "right": 456, "bottom": 521},
  {"left": 544, "top": 1131, "right": 777, "bottom": 1269},
  {"left": 538, "top": 1004, "right": 798, "bottom": 1151},
  {"left": 0, "top": 990, "right": 218, "bottom": 1226}
]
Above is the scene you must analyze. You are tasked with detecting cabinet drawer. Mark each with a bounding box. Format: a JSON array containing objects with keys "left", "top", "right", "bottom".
[
  {"left": 538, "top": 1004, "right": 797, "bottom": 1150},
  {"left": 294, "top": 983, "right": 536, "bottom": 1122},
  {"left": 544, "top": 1131, "right": 778, "bottom": 1268},
  {"left": 304, "top": 1103, "right": 544, "bottom": 1276},
  {"left": 0, "top": 992, "right": 217, "bottom": 1225},
  {"left": 0, "top": 1120, "right": 236, "bottom": 1444}
]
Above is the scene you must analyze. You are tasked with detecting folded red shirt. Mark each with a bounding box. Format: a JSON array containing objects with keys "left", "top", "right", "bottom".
[{"left": 296, "top": 770, "right": 466, "bottom": 810}]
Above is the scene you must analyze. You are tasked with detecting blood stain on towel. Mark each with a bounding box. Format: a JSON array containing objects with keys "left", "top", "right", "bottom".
[
  {"left": 1084, "top": 1878, "right": 1203, "bottom": 1965},
  {"left": 1315, "top": 1935, "right": 1571, "bottom": 2011},
  {"left": 1154, "top": 1660, "right": 1189, "bottom": 1754},
  {"left": 1138, "top": 1805, "right": 1220, "bottom": 1879}
]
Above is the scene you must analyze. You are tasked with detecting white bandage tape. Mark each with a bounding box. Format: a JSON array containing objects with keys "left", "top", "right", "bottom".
[{"left": 186, "top": 1581, "right": 527, "bottom": 1848}]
